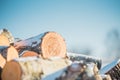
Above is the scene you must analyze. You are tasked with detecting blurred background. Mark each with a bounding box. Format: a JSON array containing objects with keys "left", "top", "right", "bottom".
[{"left": 0, "top": 0, "right": 120, "bottom": 65}]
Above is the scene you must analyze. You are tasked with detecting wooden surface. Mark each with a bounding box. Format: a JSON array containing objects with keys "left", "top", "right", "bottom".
[
  {"left": 1, "top": 57, "right": 71, "bottom": 80},
  {"left": 20, "top": 51, "right": 39, "bottom": 57},
  {"left": 0, "top": 35, "right": 10, "bottom": 46},
  {"left": 14, "top": 32, "right": 67, "bottom": 59}
]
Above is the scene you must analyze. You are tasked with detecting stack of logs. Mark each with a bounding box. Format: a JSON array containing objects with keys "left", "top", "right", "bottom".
[
  {"left": 100, "top": 59, "right": 120, "bottom": 80},
  {"left": 0, "top": 29, "right": 112, "bottom": 80}
]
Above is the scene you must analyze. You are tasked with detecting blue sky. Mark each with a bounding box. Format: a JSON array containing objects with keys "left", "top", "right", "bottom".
[{"left": 0, "top": 0, "right": 120, "bottom": 57}]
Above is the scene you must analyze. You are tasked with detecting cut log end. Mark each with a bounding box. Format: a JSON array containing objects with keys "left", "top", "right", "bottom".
[
  {"left": 21, "top": 51, "right": 39, "bottom": 57},
  {"left": 7, "top": 46, "right": 19, "bottom": 61},
  {"left": 0, "top": 35, "right": 10, "bottom": 46},
  {"left": 0, "top": 54, "right": 6, "bottom": 68},
  {"left": 14, "top": 32, "right": 67, "bottom": 59},
  {"left": 41, "top": 32, "right": 67, "bottom": 59},
  {"left": 1, "top": 61, "right": 21, "bottom": 80}
]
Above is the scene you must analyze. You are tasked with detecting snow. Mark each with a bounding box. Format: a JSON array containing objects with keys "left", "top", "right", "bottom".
[
  {"left": 100, "top": 59, "right": 120, "bottom": 74},
  {"left": 67, "top": 52, "right": 102, "bottom": 69},
  {"left": 14, "top": 56, "right": 39, "bottom": 62},
  {"left": 67, "top": 52, "right": 101, "bottom": 61},
  {"left": 15, "top": 33, "right": 45, "bottom": 47},
  {"left": 42, "top": 55, "right": 99, "bottom": 80},
  {"left": 48, "top": 57, "right": 64, "bottom": 60},
  {"left": 42, "top": 60, "right": 85, "bottom": 80},
  {"left": 42, "top": 67, "right": 67, "bottom": 80},
  {"left": 71, "top": 62, "right": 80, "bottom": 69},
  {"left": 86, "top": 63, "right": 94, "bottom": 77}
]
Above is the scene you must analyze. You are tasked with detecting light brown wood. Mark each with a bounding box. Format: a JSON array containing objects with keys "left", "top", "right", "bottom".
[
  {"left": 7, "top": 46, "right": 19, "bottom": 61},
  {"left": 0, "top": 29, "right": 14, "bottom": 45},
  {"left": 1, "top": 61, "right": 21, "bottom": 80},
  {"left": 0, "top": 35, "right": 10, "bottom": 46},
  {"left": 20, "top": 51, "right": 39, "bottom": 57},
  {"left": 1, "top": 57, "right": 71, "bottom": 80},
  {"left": 0, "top": 54, "right": 6, "bottom": 68},
  {"left": 0, "top": 46, "right": 19, "bottom": 62},
  {"left": 14, "top": 32, "right": 67, "bottom": 59},
  {"left": 40, "top": 32, "right": 67, "bottom": 59},
  {"left": 93, "top": 65, "right": 102, "bottom": 80}
]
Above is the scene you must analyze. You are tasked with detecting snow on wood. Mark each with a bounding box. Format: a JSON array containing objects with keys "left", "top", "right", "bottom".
[
  {"left": 100, "top": 59, "right": 120, "bottom": 74},
  {"left": 0, "top": 29, "right": 14, "bottom": 45},
  {"left": 67, "top": 52, "right": 102, "bottom": 69},
  {"left": 14, "top": 33, "right": 44, "bottom": 48},
  {"left": 14, "top": 32, "right": 67, "bottom": 59},
  {"left": 56, "top": 61, "right": 111, "bottom": 80},
  {"left": 100, "top": 59, "right": 120, "bottom": 80},
  {"left": 1, "top": 57, "right": 71, "bottom": 80},
  {"left": 0, "top": 29, "right": 115, "bottom": 80}
]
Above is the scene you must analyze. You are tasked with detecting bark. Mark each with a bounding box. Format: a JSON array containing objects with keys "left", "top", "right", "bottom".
[
  {"left": 67, "top": 52, "right": 102, "bottom": 69},
  {"left": 0, "top": 29, "right": 14, "bottom": 45},
  {"left": 1, "top": 57, "right": 71, "bottom": 80},
  {"left": 0, "top": 54, "right": 6, "bottom": 68},
  {"left": 0, "top": 46, "right": 19, "bottom": 62},
  {"left": 106, "top": 63, "right": 120, "bottom": 80},
  {"left": 14, "top": 32, "right": 67, "bottom": 59}
]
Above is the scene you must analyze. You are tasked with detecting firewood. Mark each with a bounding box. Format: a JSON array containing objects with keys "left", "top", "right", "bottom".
[
  {"left": 56, "top": 62, "right": 98, "bottom": 80},
  {"left": 1, "top": 57, "right": 71, "bottom": 80},
  {"left": 100, "top": 59, "right": 120, "bottom": 80},
  {"left": 14, "top": 32, "right": 67, "bottom": 59},
  {"left": 93, "top": 64, "right": 102, "bottom": 80},
  {"left": 0, "top": 54, "right": 6, "bottom": 68},
  {"left": 0, "top": 29, "right": 14, "bottom": 45},
  {"left": 0, "top": 54, "right": 6, "bottom": 80},
  {"left": 0, "top": 46, "right": 19, "bottom": 62},
  {"left": 0, "top": 68, "right": 3, "bottom": 80},
  {"left": 20, "top": 51, "right": 39, "bottom": 57},
  {"left": 56, "top": 62, "right": 112, "bottom": 80},
  {"left": 7, "top": 46, "right": 19, "bottom": 61},
  {"left": 0, "top": 35, "right": 10, "bottom": 46},
  {"left": 67, "top": 52, "right": 102, "bottom": 69}
]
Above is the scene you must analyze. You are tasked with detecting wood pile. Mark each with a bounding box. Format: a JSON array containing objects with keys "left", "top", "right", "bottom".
[
  {"left": 1, "top": 57, "right": 71, "bottom": 80},
  {"left": 0, "top": 29, "right": 114, "bottom": 80},
  {"left": 100, "top": 59, "right": 120, "bottom": 80},
  {"left": 14, "top": 31, "right": 67, "bottom": 59}
]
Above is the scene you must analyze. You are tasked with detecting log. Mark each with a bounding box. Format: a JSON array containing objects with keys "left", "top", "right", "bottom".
[
  {"left": 0, "top": 29, "right": 14, "bottom": 45},
  {"left": 56, "top": 62, "right": 111, "bottom": 80},
  {"left": 14, "top": 32, "right": 67, "bottom": 59},
  {"left": 0, "top": 46, "right": 19, "bottom": 62},
  {"left": 0, "top": 67, "right": 2, "bottom": 80},
  {"left": 20, "top": 51, "right": 39, "bottom": 57},
  {"left": 67, "top": 52, "right": 102, "bottom": 69},
  {"left": 1, "top": 57, "right": 71, "bottom": 80},
  {"left": 56, "top": 62, "right": 97, "bottom": 80},
  {"left": 7, "top": 46, "right": 19, "bottom": 61},
  {"left": 100, "top": 59, "right": 120, "bottom": 80},
  {"left": 0, "top": 35, "right": 10, "bottom": 46},
  {"left": 0, "top": 54, "right": 6, "bottom": 68},
  {"left": 0, "top": 54, "right": 6, "bottom": 80},
  {"left": 93, "top": 64, "right": 111, "bottom": 80}
]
